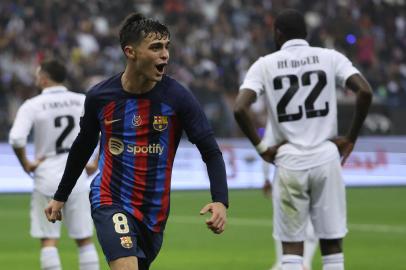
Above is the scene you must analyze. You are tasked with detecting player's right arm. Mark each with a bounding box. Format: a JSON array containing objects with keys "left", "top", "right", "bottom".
[
  {"left": 9, "top": 101, "right": 44, "bottom": 175},
  {"left": 234, "top": 58, "right": 285, "bottom": 163},
  {"left": 234, "top": 90, "right": 284, "bottom": 163},
  {"left": 45, "top": 92, "right": 100, "bottom": 222}
]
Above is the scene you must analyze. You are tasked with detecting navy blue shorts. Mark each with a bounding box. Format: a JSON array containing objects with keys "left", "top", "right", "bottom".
[{"left": 91, "top": 205, "right": 163, "bottom": 270}]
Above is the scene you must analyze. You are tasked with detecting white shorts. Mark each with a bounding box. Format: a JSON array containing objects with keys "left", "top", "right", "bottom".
[
  {"left": 272, "top": 158, "right": 347, "bottom": 241},
  {"left": 30, "top": 191, "right": 94, "bottom": 239}
]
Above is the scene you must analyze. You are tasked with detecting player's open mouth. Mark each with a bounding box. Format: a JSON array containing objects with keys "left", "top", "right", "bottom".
[{"left": 155, "top": 63, "right": 166, "bottom": 73}]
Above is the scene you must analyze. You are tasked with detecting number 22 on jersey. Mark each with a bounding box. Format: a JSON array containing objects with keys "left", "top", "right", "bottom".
[{"left": 274, "top": 70, "right": 329, "bottom": 123}]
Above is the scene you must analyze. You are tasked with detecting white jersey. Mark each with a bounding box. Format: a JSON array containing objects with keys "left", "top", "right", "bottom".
[
  {"left": 240, "top": 39, "right": 360, "bottom": 170},
  {"left": 9, "top": 86, "right": 89, "bottom": 196}
]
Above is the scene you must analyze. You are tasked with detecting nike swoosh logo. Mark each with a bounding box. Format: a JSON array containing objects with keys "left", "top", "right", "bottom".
[{"left": 104, "top": 119, "right": 121, "bottom": 125}]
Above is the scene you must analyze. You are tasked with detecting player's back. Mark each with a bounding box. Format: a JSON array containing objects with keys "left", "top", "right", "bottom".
[
  {"left": 258, "top": 40, "right": 359, "bottom": 169},
  {"left": 9, "top": 86, "right": 88, "bottom": 195},
  {"left": 29, "top": 88, "right": 85, "bottom": 158}
]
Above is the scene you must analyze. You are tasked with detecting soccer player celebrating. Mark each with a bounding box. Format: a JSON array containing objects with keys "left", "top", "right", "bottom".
[
  {"left": 234, "top": 9, "right": 372, "bottom": 270},
  {"left": 45, "top": 13, "right": 228, "bottom": 270},
  {"left": 9, "top": 60, "right": 99, "bottom": 270}
]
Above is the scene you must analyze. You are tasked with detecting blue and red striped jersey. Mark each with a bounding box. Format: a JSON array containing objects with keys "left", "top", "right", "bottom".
[{"left": 54, "top": 73, "right": 228, "bottom": 232}]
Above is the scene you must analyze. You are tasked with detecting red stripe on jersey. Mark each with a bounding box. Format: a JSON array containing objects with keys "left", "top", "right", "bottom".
[
  {"left": 100, "top": 101, "right": 115, "bottom": 205},
  {"left": 131, "top": 99, "right": 150, "bottom": 221},
  {"left": 153, "top": 117, "right": 179, "bottom": 231}
]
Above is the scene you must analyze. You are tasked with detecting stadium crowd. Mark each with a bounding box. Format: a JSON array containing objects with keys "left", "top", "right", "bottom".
[{"left": 0, "top": 0, "right": 405, "bottom": 139}]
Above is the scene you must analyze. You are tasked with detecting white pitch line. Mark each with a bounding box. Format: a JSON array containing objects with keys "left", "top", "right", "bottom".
[{"left": 169, "top": 216, "right": 406, "bottom": 234}]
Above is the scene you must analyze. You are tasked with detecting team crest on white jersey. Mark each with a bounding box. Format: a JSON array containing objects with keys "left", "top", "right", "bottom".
[
  {"left": 132, "top": 115, "right": 142, "bottom": 127},
  {"left": 153, "top": 116, "right": 168, "bottom": 131}
]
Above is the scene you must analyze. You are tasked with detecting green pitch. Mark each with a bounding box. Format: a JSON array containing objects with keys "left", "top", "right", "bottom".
[{"left": 1, "top": 188, "right": 405, "bottom": 269}]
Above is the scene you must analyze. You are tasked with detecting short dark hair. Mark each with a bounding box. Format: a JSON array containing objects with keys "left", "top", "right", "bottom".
[
  {"left": 40, "top": 59, "right": 66, "bottom": 83},
  {"left": 119, "top": 12, "right": 170, "bottom": 51},
  {"left": 274, "top": 9, "right": 307, "bottom": 40}
]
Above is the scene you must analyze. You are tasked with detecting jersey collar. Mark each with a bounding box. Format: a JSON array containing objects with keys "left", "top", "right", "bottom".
[
  {"left": 42, "top": 85, "right": 68, "bottom": 94},
  {"left": 281, "top": 39, "right": 309, "bottom": 50}
]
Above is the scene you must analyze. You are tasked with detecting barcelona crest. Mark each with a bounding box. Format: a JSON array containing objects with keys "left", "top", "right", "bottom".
[
  {"left": 153, "top": 116, "right": 168, "bottom": 131},
  {"left": 120, "top": 236, "right": 133, "bottom": 249}
]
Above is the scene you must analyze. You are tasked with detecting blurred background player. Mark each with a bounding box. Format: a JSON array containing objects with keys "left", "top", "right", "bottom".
[
  {"left": 45, "top": 12, "right": 228, "bottom": 270},
  {"left": 9, "top": 59, "right": 99, "bottom": 270},
  {"left": 234, "top": 9, "right": 372, "bottom": 270},
  {"left": 260, "top": 125, "right": 318, "bottom": 270}
]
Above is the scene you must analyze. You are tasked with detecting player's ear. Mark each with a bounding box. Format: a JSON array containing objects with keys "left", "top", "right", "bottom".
[
  {"left": 274, "top": 28, "right": 284, "bottom": 49},
  {"left": 124, "top": 45, "right": 136, "bottom": 60}
]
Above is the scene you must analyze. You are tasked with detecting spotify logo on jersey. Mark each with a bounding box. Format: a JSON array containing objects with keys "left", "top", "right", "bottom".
[
  {"left": 108, "top": 138, "right": 125, "bottom": 156},
  {"left": 108, "top": 137, "right": 164, "bottom": 156}
]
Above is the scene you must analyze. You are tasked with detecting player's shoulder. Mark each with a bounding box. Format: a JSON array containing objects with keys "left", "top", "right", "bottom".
[
  {"left": 160, "top": 75, "right": 190, "bottom": 97},
  {"left": 306, "top": 45, "right": 347, "bottom": 60},
  {"left": 64, "top": 90, "right": 86, "bottom": 101},
  {"left": 159, "top": 75, "right": 198, "bottom": 109},
  {"left": 86, "top": 73, "right": 122, "bottom": 98},
  {"left": 17, "top": 96, "right": 37, "bottom": 111}
]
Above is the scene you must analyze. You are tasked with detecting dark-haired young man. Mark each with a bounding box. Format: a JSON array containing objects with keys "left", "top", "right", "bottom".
[
  {"left": 234, "top": 9, "right": 372, "bottom": 270},
  {"left": 45, "top": 13, "right": 228, "bottom": 270},
  {"left": 9, "top": 60, "right": 99, "bottom": 270}
]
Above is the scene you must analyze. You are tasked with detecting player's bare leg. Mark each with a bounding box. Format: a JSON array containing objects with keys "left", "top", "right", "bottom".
[
  {"left": 320, "top": 239, "right": 344, "bottom": 270},
  {"left": 75, "top": 237, "right": 99, "bottom": 270},
  {"left": 40, "top": 238, "right": 61, "bottom": 270},
  {"left": 109, "top": 256, "right": 138, "bottom": 270}
]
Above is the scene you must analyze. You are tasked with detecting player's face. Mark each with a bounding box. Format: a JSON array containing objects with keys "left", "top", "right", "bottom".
[{"left": 130, "top": 33, "right": 170, "bottom": 82}]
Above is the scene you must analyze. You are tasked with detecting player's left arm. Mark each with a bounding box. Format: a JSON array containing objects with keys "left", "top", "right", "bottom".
[
  {"left": 179, "top": 88, "right": 228, "bottom": 234},
  {"left": 195, "top": 135, "right": 228, "bottom": 234},
  {"left": 45, "top": 94, "right": 100, "bottom": 223},
  {"left": 330, "top": 51, "right": 373, "bottom": 164},
  {"left": 332, "top": 74, "right": 372, "bottom": 165}
]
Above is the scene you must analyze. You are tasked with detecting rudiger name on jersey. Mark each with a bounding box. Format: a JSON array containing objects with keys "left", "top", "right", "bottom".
[{"left": 277, "top": 55, "right": 320, "bottom": 69}]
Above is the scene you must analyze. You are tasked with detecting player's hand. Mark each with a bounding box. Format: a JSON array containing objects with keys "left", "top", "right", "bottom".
[
  {"left": 23, "top": 157, "right": 45, "bottom": 174},
  {"left": 85, "top": 153, "right": 99, "bottom": 176},
  {"left": 199, "top": 202, "right": 227, "bottom": 234},
  {"left": 44, "top": 199, "right": 65, "bottom": 223},
  {"left": 260, "top": 141, "right": 286, "bottom": 163},
  {"left": 330, "top": 136, "right": 354, "bottom": 165},
  {"left": 263, "top": 179, "right": 272, "bottom": 199},
  {"left": 85, "top": 162, "right": 98, "bottom": 176}
]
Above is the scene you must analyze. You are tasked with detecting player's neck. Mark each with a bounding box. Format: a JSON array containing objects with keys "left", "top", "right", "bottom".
[
  {"left": 121, "top": 67, "right": 156, "bottom": 94},
  {"left": 41, "top": 82, "right": 63, "bottom": 92}
]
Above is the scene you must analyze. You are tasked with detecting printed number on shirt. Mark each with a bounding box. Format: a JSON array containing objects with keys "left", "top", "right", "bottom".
[
  {"left": 54, "top": 115, "right": 75, "bottom": 154},
  {"left": 274, "top": 70, "right": 329, "bottom": 122},
  {"left": 112, "top": 213, "right": 130, "bottom": 234}
]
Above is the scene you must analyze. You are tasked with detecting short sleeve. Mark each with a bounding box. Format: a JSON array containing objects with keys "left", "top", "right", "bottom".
[
  {"left": 239, "top": 57, "right": 265, "bottom": 96},
  {"left": 9, "top": 100, "right": 35, "bottom": 147},
  {"left": 332, "top": 50, "right": 360, "bottom": 88}
]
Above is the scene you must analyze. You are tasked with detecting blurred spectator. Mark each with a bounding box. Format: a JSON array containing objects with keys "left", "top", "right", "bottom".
[{"left": 0, "top": 0, "right": 405, "bottom": 140}]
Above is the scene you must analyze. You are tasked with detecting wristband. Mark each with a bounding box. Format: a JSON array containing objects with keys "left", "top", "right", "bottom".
[{"left": 255, "top": 140, "right": 268, "bottom": 154}]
